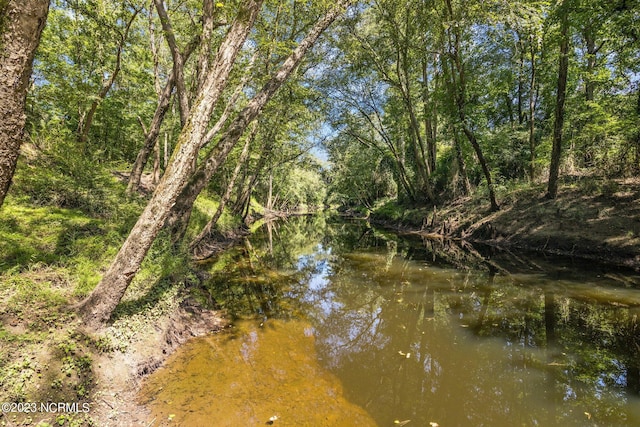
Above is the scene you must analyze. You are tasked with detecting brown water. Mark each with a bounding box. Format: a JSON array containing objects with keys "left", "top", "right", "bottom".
[{"left": 140, "top": 216, "right": 640, "bottom": 426}]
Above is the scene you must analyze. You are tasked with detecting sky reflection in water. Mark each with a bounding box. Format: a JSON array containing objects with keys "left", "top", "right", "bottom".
[{"left": 142, "top": 217, "right": 640, "bottom": 426}]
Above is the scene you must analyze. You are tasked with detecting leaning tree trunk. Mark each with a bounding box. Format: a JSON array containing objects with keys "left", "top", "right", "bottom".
[
  {"left": 444, "top": 0, "right": 498, "bottom": 211},
  {"left": 528, "top": 35, "right": 538, "bottom": 181},
  {"left": 190, "top": 125, "right": 255, "bottom": 253},
  {"left": 0, "top": 0, "right": 49, "bottom": 208},
  {"left": 165, "top": 0, "right": 353, "bottom": 242},
  {"left": 76, "top": 0, "right": 264, "bottom": 330},
  {"left": 547, "top": 1, "right": 570, "bottom": 199},
  {"left": 126, "top": 36, "right": 199, "bottom": 195}
]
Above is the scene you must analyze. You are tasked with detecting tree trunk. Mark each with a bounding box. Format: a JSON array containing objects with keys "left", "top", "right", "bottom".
[
  {"left": 154, "top": 0, "right": 190, "bottom": 126},
  {"left": 190, "top": 124, "right": 255, "bottom": 251},
  {"left": 165, "top": 0, "right": 353, "bottom": 241},
  {"left": 422, "top": 57, "right": 437, "bottom": 174},
  {"left": 196, "top": 0, "right": 216, "bottom": 93},
  {"left": 266, "top": 169, "right": 273, "bottom": 211},
  {"left": 444, "top": 0, "right": 498, "bottom": 211},
  {"left": 583, "top": 28, "right": 599, "bottom": 103},
  {"left": 126, "top": 36, "right": 199, "bottom": 194},
  {"left": 76, "top": 0, "right": 264, "bottom": 330},
  {"left": 0, "top": 0, "right": 49, "bottom": 208},
  {"left": 452, "top": 125, "right": 471, "bottom": 196},
  {"left": 234, "top": 159, "right": 262, "bottom": 214},
  {"left": 77, "top": 8, "right": 139, "bottom": 147},
  {"left": 547, "top": 1, "right": 570, "bottom": 199},
  {"left": 461, "top": 123, "right": 499, "bottom": 211},
  {"left": 153, "top": 138, "right": 160, "bottom": 185},
  {"left": 528, "top": 35, "right": 538, "bottom": 181},
  {"left": 517, "top": 33, "right": 525, "bottom": 126}
]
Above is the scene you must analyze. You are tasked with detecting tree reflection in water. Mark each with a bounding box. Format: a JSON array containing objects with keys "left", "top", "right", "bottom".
[{"left": 202, "top": 216, "right": 640, "bottom": 426}]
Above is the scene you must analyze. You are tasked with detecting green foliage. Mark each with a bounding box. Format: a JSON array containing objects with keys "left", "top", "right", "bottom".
[
  {"left": 30, "top": 0, "right": 157, "bottom": 163},
  {"left": 272, "top": 164, "right": 327, "bottom": 211},
  {"left": 484, "top": 128, "right": 531, "bottom": 181},
  {"left": 373, "top": 199, "right": 404, "bottom": 222},
  {"left": 12, "top": 121, "right": 122, "bottom": 215},
  {"left": 319, "top": 0, "right": 640, "bottom": 210}
]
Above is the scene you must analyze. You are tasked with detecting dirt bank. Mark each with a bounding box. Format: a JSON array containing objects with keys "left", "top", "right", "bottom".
[
  {"left": 372, "top": 178, "right": 640, "bottom": 271},
  {"left": 87, "top": 301, "right": 227, "bottom": 427}
]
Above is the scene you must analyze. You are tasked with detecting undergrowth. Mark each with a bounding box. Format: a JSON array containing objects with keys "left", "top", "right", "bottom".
[{"left": 0, "top": 144, "right": 228, "bottom": 425}]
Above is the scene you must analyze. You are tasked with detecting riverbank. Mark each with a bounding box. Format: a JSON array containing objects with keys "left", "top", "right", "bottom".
[
  {"left": 369, "top": 177, "right": 640, "bottom": 271},
  {"left": 0, "top": 192, "right": 229, "bottom": 426}
]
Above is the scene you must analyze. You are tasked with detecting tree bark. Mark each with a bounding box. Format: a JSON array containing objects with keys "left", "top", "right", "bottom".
[
  {"left": 452, "top": 125, "right": 471, "bottom": 196},
  {"left": 547, "top": 1, "right": 570, "bottom": 199},
  {"left": 528, "top": 35, "right": 538, "bottom": 181},
  {"left": 154, "top": 0, "right": 190, "bottom": 126},
  {"left": 421, "top": 57, "right": 437, "bottom": 174},
  {"left": 196, "top": 0, "right": 216, "bottom": 93},
  {"left": 0, "top": 0, "right": 49, "bottom": 208},
  {"left": 76, "top": 0, "right": 264, "bottom": 330},
  {"left": 444, "top": 0, "right": 498, "bottom": 211},
  {"left": 165, "top": 0, "right": 353, "bottom": 241}
]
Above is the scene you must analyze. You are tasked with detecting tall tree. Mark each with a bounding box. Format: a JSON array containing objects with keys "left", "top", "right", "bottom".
[
  {"left": 443, "top": 0, "right": 499, "bottom": 211},
  {"left": 546, "top": 0, "right": 571, "bottom": 199},
  {"left": 0, "top": 0, "right": 49, "bottom": 207},
  {"left": 76, "top": 4, "right": 140, "bottom": 146},
  {"left": 126, "top": 34, "right": 200, "bottom": 194}
]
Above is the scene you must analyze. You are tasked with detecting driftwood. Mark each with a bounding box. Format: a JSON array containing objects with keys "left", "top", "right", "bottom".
[{"left": 190, "top": 228, "right": 250, "bottom": 261}]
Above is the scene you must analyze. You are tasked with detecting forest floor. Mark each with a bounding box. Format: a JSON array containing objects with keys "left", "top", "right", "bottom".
[
  {"left": 0, "top": 182, "right": 230, "bottom": 427},
  {"left": 371, "top": 176, "right": 640, "bottom": 271}
]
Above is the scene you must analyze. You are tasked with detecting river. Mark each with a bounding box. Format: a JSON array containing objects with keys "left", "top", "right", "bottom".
[{"left": 139, "top": 215, "right": 640, "bottom": 426}]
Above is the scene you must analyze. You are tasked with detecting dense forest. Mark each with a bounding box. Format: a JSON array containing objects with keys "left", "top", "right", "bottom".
[{"left": 1, "top": 0, "right": 640, "bottom": 424}]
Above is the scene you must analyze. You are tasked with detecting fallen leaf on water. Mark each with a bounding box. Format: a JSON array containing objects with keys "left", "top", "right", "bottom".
[
  {"left": 266, "top": 415, "right": 279, "bottom": 424},
  {"left": 393, "top": 420, "right": 411, "bottom": 426}
]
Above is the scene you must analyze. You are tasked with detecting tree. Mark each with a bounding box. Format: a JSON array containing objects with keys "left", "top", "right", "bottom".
[
  {"left": 77, "top": 0, "right": 352, "bottom": 329},
  {"left": 76, "top": 2, "right": 141, "bottom": 146},
  {"left": 165, "top": 0, "right": 354, "bottom": 242},
  {"left": 442, "top": 0, "right": 499, "bottom": 210},
  {"left": 77, "top": 0, "right": 264, "bottom": 329},
  {"left": 546, "top": 0, "right": 571, "bottom": 199},
  {"left": 0, "top": 0, "right": 50, "bottom": 207}
]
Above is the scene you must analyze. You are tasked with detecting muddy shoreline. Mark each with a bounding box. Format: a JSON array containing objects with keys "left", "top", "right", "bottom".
[
  {"left": 87, "top": 301, "right": 227, "bottom": 427},
  {"left": 366, "top": 182, "right": 640, "bottom": 272}
]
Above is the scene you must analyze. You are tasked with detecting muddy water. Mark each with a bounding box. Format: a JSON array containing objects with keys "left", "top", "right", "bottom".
[{"left": 140, "top": 216, "right": 640, "bottom": 426}]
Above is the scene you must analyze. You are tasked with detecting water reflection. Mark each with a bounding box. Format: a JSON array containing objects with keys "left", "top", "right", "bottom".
[{"left": 145, "top": 216, "right": 640, "bottom": 426}]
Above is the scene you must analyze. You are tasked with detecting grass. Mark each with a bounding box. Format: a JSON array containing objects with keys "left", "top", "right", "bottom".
[{"left": 0, "top": 162, "right": 237, "bottom": 425}]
